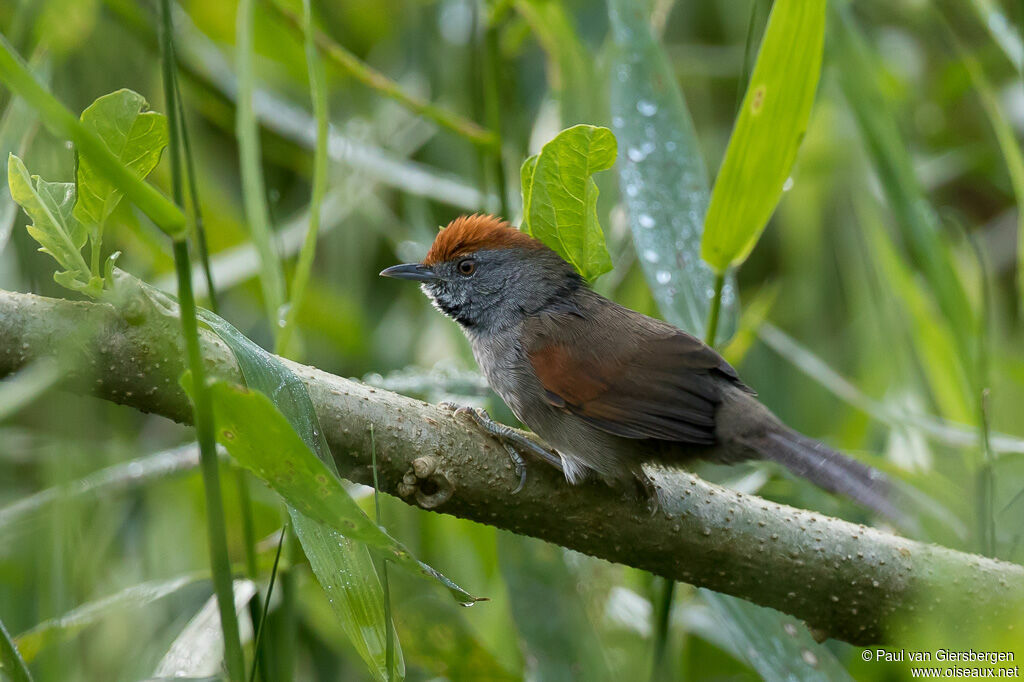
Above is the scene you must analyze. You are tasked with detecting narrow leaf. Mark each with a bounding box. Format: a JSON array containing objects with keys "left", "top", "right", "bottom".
[
  {"left": 291, "top": 512, "right": 405, "bottom": 681},
  {"left": 0, "top": 616, "right": 32, "bottom": 682},
  {"left": 608, "top": 0, "right": 738, "bottom": 339},
  {"left": 520, "top": 124, "right": 615, "bottom": 280},
  {"left": 15, "top": 574, "right": 208, "bottom": 663},
  {"left": 73, "top": 89, "right": 168, "bottom": 229},
  {"left": 0, "top": 63, "right": 43, "bottom": 251},
  {"left": 701, "top": 0, "right": 826, "bottom": 272},
  {"left": 830, "top": 2, "right": 976, "bottom": 352},
  {"left": 152, "top": 580, "right": 257, "bottom": 679}
]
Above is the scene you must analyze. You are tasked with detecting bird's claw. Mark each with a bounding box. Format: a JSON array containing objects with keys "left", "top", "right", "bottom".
[{"left": 440, "top": 402, "right": 560, "bottom": 493}]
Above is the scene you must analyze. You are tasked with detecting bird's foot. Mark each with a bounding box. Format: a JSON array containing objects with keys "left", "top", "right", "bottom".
[
  {"left": 440, "top": 402, "right": 562, "bottom": 494},
  {"left": 634, "top": 472, "right": 662, "bottom": 517}
]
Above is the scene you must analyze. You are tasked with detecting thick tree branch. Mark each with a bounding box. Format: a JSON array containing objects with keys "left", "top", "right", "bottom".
[{"left": 1, "top": 288, "right": 1022, "bottom": 645}]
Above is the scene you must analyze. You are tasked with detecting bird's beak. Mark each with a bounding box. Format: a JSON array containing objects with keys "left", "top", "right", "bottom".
[{"left": 379, "top": 263, "right": 438, "bottom": 282}]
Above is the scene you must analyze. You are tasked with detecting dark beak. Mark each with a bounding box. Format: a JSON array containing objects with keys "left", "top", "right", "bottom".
[{"left": 379, "top": 263, "right": 438, "bottom": 282}]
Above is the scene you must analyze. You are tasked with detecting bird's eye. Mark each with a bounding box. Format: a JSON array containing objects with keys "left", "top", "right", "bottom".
[{"left": 457, "top": 258, "right": 477, "bottom": 276}]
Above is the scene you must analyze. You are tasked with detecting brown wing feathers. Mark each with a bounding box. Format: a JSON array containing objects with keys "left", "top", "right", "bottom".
[{"left": 528, "top": 312, "right": 741, "bottom": 445}]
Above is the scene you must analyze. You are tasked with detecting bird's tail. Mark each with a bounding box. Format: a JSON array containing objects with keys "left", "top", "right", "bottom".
[{"left": 739, "top": 425, "right": 904, "bottom": 523}]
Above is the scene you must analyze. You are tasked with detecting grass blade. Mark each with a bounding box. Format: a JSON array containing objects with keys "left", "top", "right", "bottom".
[
  {"left": 265, "top": 0, "right": 496, "bottom": 149},
  {"left": 236, "top": 0, "right": 287, "bottom": 329},
  {"left": 701, "top": 0, "right": 826, "bottom": 272},
  {"left": 608, "top": 0, "right": 737, "bottom": 339},
  {"left": 0, "top": 59, "right": 43, "bottom": 252},
  {"left": 15, "top": 573, "right": 208, "bottom": 664},
  {"left": 0, "top": 616, "right": 32, "bottom": 682},
  {"left": 952, "top": 36, "right": 1024, "bottom": 316},
  {"left": 0, "top": 445, "right": 202, "bottom": 535},
  {"left": 248, "top": 523, "right": 286, "bottom": 682},
  {"left": 831, "top": 2, "right": 976, "bottom": 355},
  {"left": 276, "top": 0, "right": 329, "bottom": 359}
]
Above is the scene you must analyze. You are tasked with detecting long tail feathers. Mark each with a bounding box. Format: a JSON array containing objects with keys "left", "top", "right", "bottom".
[{"left": 742, "top": 427, "right": 906, "bottom": 524}]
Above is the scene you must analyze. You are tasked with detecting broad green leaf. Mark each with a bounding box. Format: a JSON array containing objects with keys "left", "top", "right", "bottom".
[
  {"left": 192, "top": 376, "right": 480, "bottom": 606},
  {"left": 196, "top": 310, "right": 410, "bottom": 679},
  {"left": 701, "top": 0, "right": 826, "bottom": 272},
  {"left": 520, "top": 124, "right": 615, "bottom": 280},
  {"left": 14, "top": 573, "right": 208, "bottom": 663},
  {"left": 8, "top": 153, "right": 89, "bottom": 281},
  {"left": 74, "top": 89, "right": 168, "bottom": 231},
  {"left": 608, "top": 0, "right": 738, "bottom": 339},
  {"left": 701, "top": 591, "right": 852, "bottom": 681},
  {"left": 0, "top": 616, "right": 31, "bottom": 682}
]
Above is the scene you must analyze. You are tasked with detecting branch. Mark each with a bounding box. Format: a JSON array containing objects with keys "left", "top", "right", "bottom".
[{"left": 1, "top": 288, "right": 1022, "bottom": 645}]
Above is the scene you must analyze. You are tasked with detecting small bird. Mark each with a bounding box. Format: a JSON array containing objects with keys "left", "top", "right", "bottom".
[{"left": 381, "top": 214, "right": 897, "bottom": 518}]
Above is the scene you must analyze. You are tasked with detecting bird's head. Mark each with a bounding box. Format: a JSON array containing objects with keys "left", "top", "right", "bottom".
[{"left": 380, "top": 214, "right": 583, "bottom": 332}]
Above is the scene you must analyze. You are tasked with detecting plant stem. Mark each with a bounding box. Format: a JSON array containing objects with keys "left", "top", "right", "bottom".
[
  {"left": 173, "top": 239, "right": 246, "bottom": 682},
  {"left": 276, "top": 0, "right": 329, "bottom": 358},
  {"left": 160, "top": 3, "right": 244, "bottom": 678},
  {"left": 0, "top": 34, "right": 186, "bottom": 237},
  {"left": 174, "top": 71, "right": 218, "bottom": 313},
  {"left": 482, "top": 22, "right": 509, "bottom": 217},
  {"left": 237, "top": 0, "right": 287, "bottom": 330},
  {"left": 250, "top": 523, "right": 288, "bottom": 682},
  {"left": 370, "top": 425, "right": 395, "bottom": 681},
  {"left": 705, "top": 271, "right": 726, "bottom": 347},
  {"left": 264, "top": 0, "right": 498, "bottom": 150},
  {"left": 650, "top": 578, "right": 674, "bottom": 681}
]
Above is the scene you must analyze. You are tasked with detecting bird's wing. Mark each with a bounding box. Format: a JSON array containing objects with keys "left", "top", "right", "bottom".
[{"left": 525, "top": 301, "right": 747, "bottom": 445}]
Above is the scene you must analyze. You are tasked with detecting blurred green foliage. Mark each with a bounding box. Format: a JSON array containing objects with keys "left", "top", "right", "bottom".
[{"left": 2, "top": 0, "right": 1024, "bottom": 679}]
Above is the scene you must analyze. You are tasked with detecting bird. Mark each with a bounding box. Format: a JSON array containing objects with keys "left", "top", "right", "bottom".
[{"left": 381, "top": 213, "right": 898, "bottom": 519}]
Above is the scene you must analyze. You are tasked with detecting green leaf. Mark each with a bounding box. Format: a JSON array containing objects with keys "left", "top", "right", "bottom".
[
  {"left": 74, "top": 89, "right": 168, "bottom": 233},
  {"left": 0, "top": 60, "right": 44, "bottom": 252},
  {"left": 520, "top": 124, "right": 615, "bottom": 281},
  {"left": 8, "top": 153, "right": 89, "bottom": 282},
  {"left": 701, "top": 591, "right": 852, "bottom": 681},
  {"left": 196, "top": 310, "right": 410, "bottom": 679},
  {"left": 608, "top": 0, "right": 738, "bottom": 339},
  {"left": 195, "top": 303, "right": 479, "bottom": 610},
  {"left": 701, "top": 0, "right": 826, "bottom": 272},
  {"left": 0, "top": 615, "right": 32, "bottom": 682},
  {"left": 291, "top": 512, "right": 405, "bottom": 682},
  {"left": 192, "top": 377, "right": 480, "bottom": 604}
]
